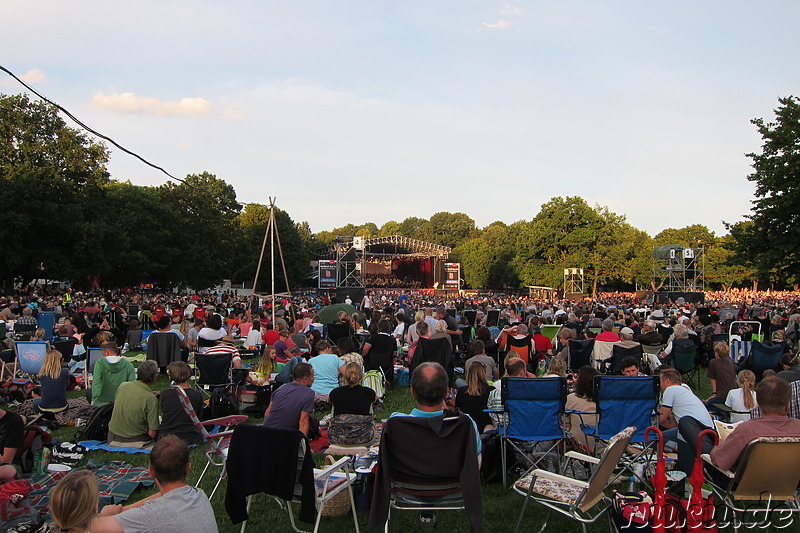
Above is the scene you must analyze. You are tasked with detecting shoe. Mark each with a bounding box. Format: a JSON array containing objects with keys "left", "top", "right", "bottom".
[{"left": 419, "top": 512, "right": 436, "bottom": 529}]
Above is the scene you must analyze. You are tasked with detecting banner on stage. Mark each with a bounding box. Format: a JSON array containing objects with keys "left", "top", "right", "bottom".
[{"left": 319, "top": 260, "right": 337, "bottom": 289}]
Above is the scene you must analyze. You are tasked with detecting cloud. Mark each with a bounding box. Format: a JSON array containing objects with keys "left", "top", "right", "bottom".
[
  {"left": 177, "top": 141, "right": 190, "bottom": 150},
  {"left": 19, "top": 68, "right": 46, "bottom": 83},
  {"left": 482, "top": 20, "right": 512, "bottom": 30},
  {"left": 0, "top": 68, "right": 46, "bottom": 86},
  {"left": 499, "top": 3, "right": 522, "bottom": 15},
  {"left": 91, "top": 92, "right": 211, "bottom": 116},
  {"left": 220, "top": 98, "right": 246, "bottom": 120}
]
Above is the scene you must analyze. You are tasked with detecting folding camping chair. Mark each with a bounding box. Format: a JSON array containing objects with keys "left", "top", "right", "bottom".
[
  {"left": 369, "top": 413, "right": 482, "bottom": 533},
  {"left": 703, "top": 436, "right": 800, "bottom": 532},
  {"left": 583, "top": 376, "right": 660, "bottom": 485},
  {"left": 498, "top": 376, "right": 569, "bottom": 486},
  {"left": 172, "top": 385, "right": 248, "bottom": 500},
  {"left": 668, "top": 343, "right": 700, "bottom": 390},
  {"left": 13, "top": 341, "right": 48, "bottom": 378},
  {"left": 601, "top": 344, "right": 644, "bottom": 375},
  {"left": 541, "top": 325, "right": 562, "bottom": 343},
  {"left": 513, "top": 426, "right": 636, "bottom": 533},
  {"left": 567, "top": 339, "right": 594, "bottom": 373},
  {"left": 194, "top": 351, "right": 234, "bottom": 399},
  {"left": 83, "top": 347, "right": 104, "bottom": 391},
  {"left": 740, "top": 340, "right": 783, "bottom": 381},
  {"left": 226, "top": 424, "right": 359, "bottom": 533}
]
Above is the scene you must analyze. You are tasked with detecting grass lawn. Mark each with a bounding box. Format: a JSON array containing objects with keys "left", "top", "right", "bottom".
[{"left": 39, "top": 356, "right": 716, "bottom": 533}]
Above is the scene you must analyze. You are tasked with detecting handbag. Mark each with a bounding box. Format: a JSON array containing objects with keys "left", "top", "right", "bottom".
[{"left": 327, "top": 414, "right": 374, "bottom": 446}]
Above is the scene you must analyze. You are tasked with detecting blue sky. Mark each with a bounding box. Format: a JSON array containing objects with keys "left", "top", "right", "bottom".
[{"left": 3, "top": 1, "right": 799, "bottom": 237}]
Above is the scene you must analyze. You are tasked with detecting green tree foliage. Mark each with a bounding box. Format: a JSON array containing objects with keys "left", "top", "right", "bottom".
[
  {"left": 0, "top": 93, "right": 110, "bottom": 287},
  {"left": 728, "top": 96, "right": 800, "bottom": 287},
  {"left": 235, "top": 203, "right": 310, "bottom": 292},
  {"left": 158, "top": 172, "right": 241, "bottom": 288},
  {"left": 417, "top": 212, "right": 478, "bottom": 249},
  {"left": 453, "top": 221, "right": 521, "bottom": 289}
]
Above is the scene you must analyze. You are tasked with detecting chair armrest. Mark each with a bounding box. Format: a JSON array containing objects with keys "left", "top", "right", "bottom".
[
  {"left": 564, "top": 450, "right": 600, "bottom": 464},
  {"left": 206, "top": 430, "right": 235, "bottom": 439},
  {"left": 530, "top": 469, "right": 590, "bottom": 489},
  {"left": 315, "top": 456, "right": 351, "bottom": 480},
  {"left": 701, "top": 454, "right": 734, "bottom": 478},
  {"left": 483, "top": 409, "right": 504, "bottom": 414},
  {"left": 201, "top": 414, "right": 249, "bottom": 428}
]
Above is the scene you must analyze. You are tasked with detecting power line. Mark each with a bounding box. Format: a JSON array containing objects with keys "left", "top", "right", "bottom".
[{"left": 0, "top": 64, "right": 192, "bottom": 188}]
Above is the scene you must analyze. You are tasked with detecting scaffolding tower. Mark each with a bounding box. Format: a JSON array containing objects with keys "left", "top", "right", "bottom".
[{"left": 653, "top": 245, "right": 705, "bottom": 292}]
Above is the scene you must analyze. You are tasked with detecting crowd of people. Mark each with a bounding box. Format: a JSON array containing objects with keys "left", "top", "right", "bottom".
[{"left": 2, "top": 285, "right": 800, "bottom": 530}]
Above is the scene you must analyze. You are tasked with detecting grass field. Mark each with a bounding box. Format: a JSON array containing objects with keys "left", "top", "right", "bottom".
[{"left": 38, "top": 356, "right": 715, "bottom": 533}]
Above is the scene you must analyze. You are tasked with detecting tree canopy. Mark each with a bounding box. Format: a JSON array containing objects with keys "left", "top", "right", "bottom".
[{"left": 1, "top": 92, "right": 791, "bottom": 293}]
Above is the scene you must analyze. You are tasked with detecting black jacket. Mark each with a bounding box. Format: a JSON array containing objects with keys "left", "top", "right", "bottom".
[
  {"left": 224, "top": 424, "right": 316, "bottom": 524},
  {"left": 369, "top": 412, "right": 483, "bottom": 532}
]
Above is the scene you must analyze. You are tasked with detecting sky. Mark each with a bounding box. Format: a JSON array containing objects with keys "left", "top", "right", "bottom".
[{"left": 3, "top": 1, "right": 799, "bottom": 238}]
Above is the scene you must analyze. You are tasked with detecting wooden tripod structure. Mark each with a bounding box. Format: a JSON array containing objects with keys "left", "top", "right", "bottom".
[{"left": 251, "top": 197, "right": 294, "bottom": 326}]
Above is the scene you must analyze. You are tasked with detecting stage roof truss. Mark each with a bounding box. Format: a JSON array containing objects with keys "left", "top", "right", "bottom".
[{"left": 315, "top": 235, "right": 451, "bottom": 260}]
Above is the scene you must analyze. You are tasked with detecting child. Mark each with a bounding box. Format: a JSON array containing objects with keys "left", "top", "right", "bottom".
[{"left": 725, "top": 370, "right": 757, "bottom": 423}]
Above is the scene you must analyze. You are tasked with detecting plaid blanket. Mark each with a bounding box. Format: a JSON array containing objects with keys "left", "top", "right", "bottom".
[
  {"left": 14, "top": 396, "right": 92, "bottom": 425},
  {"left": 28, "top": 459, "right": 154, "bottom": 518}
]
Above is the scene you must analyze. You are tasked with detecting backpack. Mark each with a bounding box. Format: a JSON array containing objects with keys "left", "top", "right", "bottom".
[
  {"left": 362, "top": 370, "right": 385, "bottom": 402},
  {"left": 203, "top": 387, "right": 239, "bottom": 420},
  {"left": 0, "top": 478, "right": 43, "bottom": 533},
  {"left": 74, "top": 402, "right": 114, "bottom": 442},
  {"left": 16, "top": 426, "right": 52, "bottom": 475}
]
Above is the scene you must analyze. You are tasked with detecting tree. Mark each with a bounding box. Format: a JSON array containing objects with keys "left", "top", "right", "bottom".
[
  {"left": 235, "top": 203, "right": 310, "bottom": 291},
  {"left": 0, "top": 93, "right": 110, "bottom": 288},
  {"left": 728, "top": 96, "right": 800, "bottom": 286},
  {"left": 417, "top": 212, "right": 478, "bottom": 249},
  {"left": 158, "top": 172, "right": 241, "bottom": 288}
]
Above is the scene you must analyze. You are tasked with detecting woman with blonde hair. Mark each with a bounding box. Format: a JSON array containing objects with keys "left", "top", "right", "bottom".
[
  {"left": 725, "top": 369, "right": 757, "bottom": 423},
  {"left": 406, "top": 310, "right": 427, "bottom": 345},
  {"left": 455, "top": 361, "right": 493, "bottom": 432},
  {"left": 328, "top": 362, "right": 376, "bottom": 445},
  {"left": 249, "top": 345, "right": 277, "bottom": 386},
  {"left": 33, "top": 349, "right": 68, "bottom": 414},
  {"left": 543, "top": 357, "right": 567, "bottom": 377},
  {"left": 49, "top": 470, "right": 98, "bottom": 533}
]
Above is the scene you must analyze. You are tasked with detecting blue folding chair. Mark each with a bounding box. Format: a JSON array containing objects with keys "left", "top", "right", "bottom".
[
  {"left": 500, "top": 376, "right": 568, "bottom": 486},
  {"left": 582, "top": 376, "right": 660, "bottom": 487},
  {"left": 741, "top": 340, "right": 783, "bottom": 381},
  {"left": 14, "top": 341, "right": 48, "bottom": 376},
  {"left": 590, "top": 376, "right": 659, "bottom": 445}
]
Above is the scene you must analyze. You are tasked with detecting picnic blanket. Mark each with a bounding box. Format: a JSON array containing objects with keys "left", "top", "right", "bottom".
[
  {"left": 78, "top": 440, "right": 152, "bottom": 454},
  {"left": 28, "top": 459, "right": 154, "bottom": 519},
  {"left": 14, "top": 396, "right": 92, "bottom": 426}
]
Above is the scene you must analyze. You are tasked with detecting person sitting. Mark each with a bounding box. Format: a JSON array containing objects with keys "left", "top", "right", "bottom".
[
  {"left": 107, "top": 360, "right": 159, "bottom": 448},
  {"left": 710, "top": 376, "right": 800, "bottom": 472},
  {"left": 554, "top": 327, "right": 577, "bottom": 363},
  {"left": 158, "top": 362, "right": 204, "bottom": 445},
  {"left": 33, "top": 349, "right": 69, "bottom": 414},
  {"left": 330, "top": 362, "right": 376, "bottom": 414},
  {"left": 777, "top": 352, "right": 800, "bottom": 383},
  {"left": 543, "top": 356, "right": 567, "bottom": 378},
  {"left": 90, "top": 434, "right": 219, "bottom": 533},
  {"left": 328, "top": 363, "right": 377, "bottom": 446},
  {"left": 455, "top": 361, "right": 494, "bottom": 433},
  {"left": 91, "top": 341, "right": 136, "bottom": 407},
  {"left": 262, "top": 362, "right": 317, "bottom": 438},
  {"left": 456, "top": 340, "right": 499, "bottom": 388},
  {"left": 273, "top": 329, "right": 298, "bottom": 362},
  {"left": 49, "top": 470, "right": 99, "bottom": 533},
  {"left": 658, "top": 367, "right": 715, "bottom": 474},
  {"left": 337, "top": 337, "right": 363, "bottom": 371},
  {"left": 565, "top": 365, "right": 600, "bottom": 453},
  {"left": 308, "top": 340, "right": 344, "bottom": 402},
  {"left": 197, "top": 313, "right": 225, "bottom": 354},
  {"left": 0, "top": 406, "right": 24, "bottom": 480},
  {"left": 621, "top": 356, "right": 646, "bottom": 377},
  {"left": 635, "top": 319, "right": 663, "bottom": 346},
  {"left": 706, "top": 342, "right": 737, "bottom": 415},
  {"left": 724, "top": 370, "right": 757, "bottom": 423},
  {"left": 126, "top": 319, "right": 143, "bottom": 351},
  {"left": 662, "top": 324, "right": 694, "bottom": 358},
  {"left": 595, "top": 318, "right": 620, "bottom": 342},
  {"left": 362, "top": 319, "right": 397, "bottom": 387},
  {"left": 487, "top": 356, "right": 533, "bottom": 428},
  {"left": 248, "top": 345, "right": 276, "bottom": 386}
]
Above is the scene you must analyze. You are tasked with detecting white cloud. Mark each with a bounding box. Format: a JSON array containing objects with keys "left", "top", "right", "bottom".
[
  {"left": 177, "top": 141, "right": 190, "bottom": 150},
  {"left": 499, "top": 3, "right": 522, "bottom": 15},
  {"left": 91, "top": 92, "right": 211, "bottom": 116},
  {"left": 0, "top": 68, "right": 46, "bottom": 86},
  {"left": 482, "top": 20, "right": 512, "bottom": 30},
  {"left": 220, "top": 98, "right": 246, "bottom": 120},
  {"left": 19, "top": 68, "right": 46, "bottom": 83}
]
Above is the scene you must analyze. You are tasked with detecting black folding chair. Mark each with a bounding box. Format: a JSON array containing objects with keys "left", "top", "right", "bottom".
[{"left": 567, "top": 339, "right": 594, "bottom": 373}]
